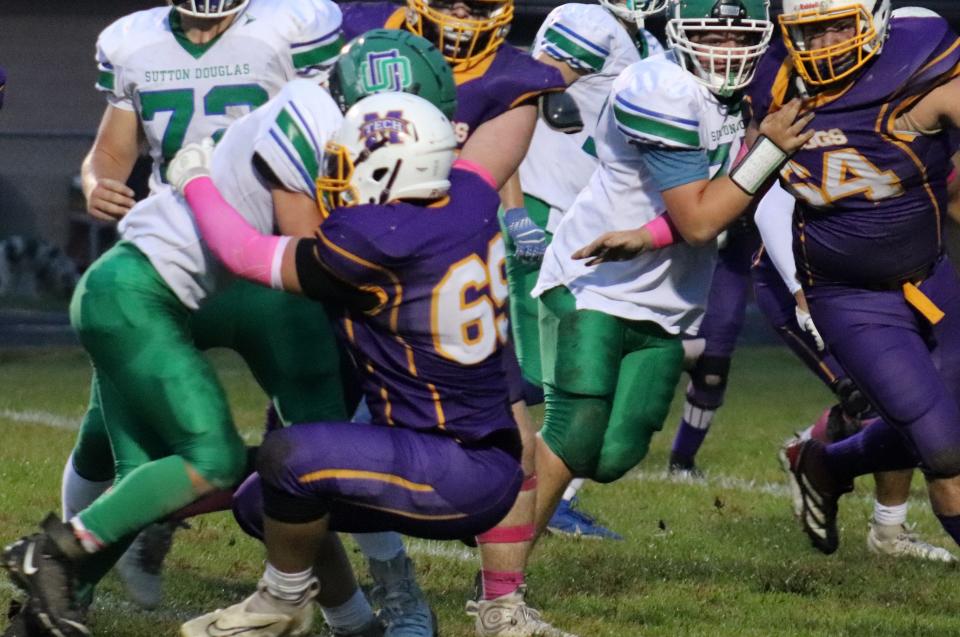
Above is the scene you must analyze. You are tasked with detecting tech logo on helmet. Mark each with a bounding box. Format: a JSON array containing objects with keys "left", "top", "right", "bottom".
[
  {"left": 360, "top": 111, "right": 414, "bottom": 149},
  {"left": 361, "top": 50, "right": 414, "bottom": 93}
]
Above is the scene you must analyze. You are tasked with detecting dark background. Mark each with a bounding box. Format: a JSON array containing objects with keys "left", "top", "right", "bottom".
[{"left": 0, "top": 0, "right": 957, "bottom": 255}]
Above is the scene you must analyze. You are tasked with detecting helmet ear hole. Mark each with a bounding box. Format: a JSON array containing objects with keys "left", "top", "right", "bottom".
[{"left": 372, "top": 168, "right": 390, "bottom": 181}]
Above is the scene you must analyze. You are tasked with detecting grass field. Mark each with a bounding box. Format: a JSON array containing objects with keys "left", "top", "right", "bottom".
[{"left": 1, "top": 345, "right": 958, "bottom": 637}]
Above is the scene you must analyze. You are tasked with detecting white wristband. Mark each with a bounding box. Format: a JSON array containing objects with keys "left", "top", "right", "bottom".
[
  {"left": 730, "top": 135, "right": 788, "bottom": 195},
  {"left": 270, "top": 236, "right": 292, "bottom": 290}
]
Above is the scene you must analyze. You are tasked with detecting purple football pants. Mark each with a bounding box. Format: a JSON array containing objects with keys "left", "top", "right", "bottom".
[
  {"left": 685, "top": 230, "right": 761, "bottom": 410},
  {"left": 809, "top": 255, "right": 960, "bottom": 479},
  {"left": 752, "top": 251, "right": 845, "bottom": 388},
  {"left": 233, "top": 421, "right": 522, "bottom": 540}
]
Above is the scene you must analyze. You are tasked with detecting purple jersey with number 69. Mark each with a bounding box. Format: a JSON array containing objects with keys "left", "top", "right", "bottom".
[
  {"left": 311, "top": 165, "right": 513, "bottom": 442},
  {"left": 748, "top": 15, "right": 960, "bottom": 287}
]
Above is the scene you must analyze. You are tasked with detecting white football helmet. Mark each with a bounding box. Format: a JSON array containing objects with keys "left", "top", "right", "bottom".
[
  {"left": 317, "top": 92, "right": 457, "bottom": 216},
  {"left": 169, "top": 0, "right": 250, "bottom": 19},
  {"left": 666, "top": 0, "right": 774, "bottom": 96},
  {"left": 599, "top": 0, "right": 669, "bottom": 26},
  {"left": 779, "top": 0, "right": 892, "bottom": 86}
]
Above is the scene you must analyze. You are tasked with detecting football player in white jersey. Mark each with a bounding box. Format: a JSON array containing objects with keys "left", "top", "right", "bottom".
[
  {"left": 507, "top": 0, "right": 667, "bottom": 540},
  {"left": 527, "top": 0, "right": 814, "bottom": 563},
  {"left": 61, "top": 0, "right": 346, "bottom": 611}
]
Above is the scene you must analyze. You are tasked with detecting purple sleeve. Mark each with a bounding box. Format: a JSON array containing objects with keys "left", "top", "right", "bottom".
[
  {"left": 340, "top": 1, "right": 403, "bottom": 41},
  {"left": 0, "top": 66, "right": 7, "bottom": 110},
  {"left": 312, "top": 210, "right": 402, "bottom": 312}
]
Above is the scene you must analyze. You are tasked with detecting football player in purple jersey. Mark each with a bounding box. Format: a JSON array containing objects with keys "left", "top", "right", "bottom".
[
  {"left": 164, "top": 92, "right": 575, "bottom": 637},
  {"left": 339, "top": 2, "right": 572, "bottom": 632}
]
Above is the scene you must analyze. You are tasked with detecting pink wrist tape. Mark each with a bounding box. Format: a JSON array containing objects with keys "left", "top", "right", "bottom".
[
  {"left": 643, "top": 213, "right": 681, "bottom": 249},
  {"left": 183, "top": 177, "right": 289, "bottom": 289}
]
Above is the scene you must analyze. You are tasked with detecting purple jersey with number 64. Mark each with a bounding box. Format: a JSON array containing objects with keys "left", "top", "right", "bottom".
[
  {"left": 311, "top": 166, "right": 513, "bottom": 442},
  {"left": 748, "top": 15, "right": 960, "bottom": 287}
]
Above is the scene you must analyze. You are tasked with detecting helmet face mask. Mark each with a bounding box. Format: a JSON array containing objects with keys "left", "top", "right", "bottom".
[
  {"left": 667, "top": 0, "right": 774, "bottom": 96},
  {"left": 779, "top": 0, "right": 891, "bottom": 87},
  {"left": 316, "top": 93, "right": 458, "bottom": 217},
  {"left": 168, "top": 0, "right": 249, "bottom": 19},
  {"left": 329, "top": 30, "right": 458, "bottom": 119},
  {"left": 406, "top": 0, "right": 513, "bottom": 67},
  {"left": 599, "top": 0, "right": 669, "bottom": 27}
]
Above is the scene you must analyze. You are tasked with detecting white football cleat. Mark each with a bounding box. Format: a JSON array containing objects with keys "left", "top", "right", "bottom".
[
  {"left": 867, "top": 520, "right": 958, "bottom": 563},
  {"left": 474, "top": 586, "right": 577, "bottom": 637},
  {"left": 181, "top": 583, "right": 316, "bottom": 637}
]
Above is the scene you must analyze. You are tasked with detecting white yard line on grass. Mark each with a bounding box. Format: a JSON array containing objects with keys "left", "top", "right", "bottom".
[{"left": 0, "top": 409, "right": 77, "bottom": 430}]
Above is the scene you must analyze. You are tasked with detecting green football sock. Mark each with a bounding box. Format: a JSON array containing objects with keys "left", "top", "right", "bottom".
[{"left": 78, "top": 455, "right": 195, "bottom": 546}]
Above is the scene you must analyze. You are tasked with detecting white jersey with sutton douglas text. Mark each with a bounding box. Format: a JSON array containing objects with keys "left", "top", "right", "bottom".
[
  {"left": 119, "top": 80, "right": 343, "bottom": 309},
  {"left": 520, "top": 3, "right": 662, "bottom": 229},
  {"left": 533, "top": 53, "right": 744, "bottom": 335},
  {"left": 95, "top": 0, "right": 343, "bottom": 193}
]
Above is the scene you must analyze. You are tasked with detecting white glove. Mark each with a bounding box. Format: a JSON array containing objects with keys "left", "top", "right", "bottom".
[
  {"left": 167, "top": 137, "right": 215, "bottom": 194},
  {"left": 796, "top": 306, "right": 825, "bottom": 352}
]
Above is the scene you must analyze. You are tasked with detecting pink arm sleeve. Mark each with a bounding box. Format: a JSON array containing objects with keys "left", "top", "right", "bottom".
[
  {"left": 182, "top": 176, "right": 291, "bottom": 289},
  {"left": 643, "top": 213, "right": 682, "bottom": 249}
]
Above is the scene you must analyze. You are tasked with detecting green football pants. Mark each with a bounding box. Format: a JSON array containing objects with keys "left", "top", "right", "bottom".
[
  {"left": 538, "top": 285, "right": 683, "bottom": 483},
  {"left": 70, "top": 253, "right": 348, "bottom": 482},
  {"left": 501, "top": 193, "right": 552, "bottom": 388}
]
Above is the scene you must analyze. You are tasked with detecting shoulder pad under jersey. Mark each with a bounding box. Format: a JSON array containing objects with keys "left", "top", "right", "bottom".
[
  {"left": 612, "top": 56, "right": 704, "bottom": 150},
  {"left": 253, "top": 80, "right": 343, "bottom": 196},
  {"left": 94, "top": 7, "right": 171, "bottom": 106},
  {"left": 534, "top": 4, "right": 622, "bottom": 73}
]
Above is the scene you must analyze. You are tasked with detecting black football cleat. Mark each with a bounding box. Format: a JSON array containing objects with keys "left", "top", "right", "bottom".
[
  {"left": 3, "top": 514, "right": 90, "bottom": 637},
  {"left": 784, "top": 439, "right": 849, "bottom": 555}
]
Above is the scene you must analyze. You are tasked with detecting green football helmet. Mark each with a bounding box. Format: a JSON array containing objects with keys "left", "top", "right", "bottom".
[
  {"left": 328, "top": 29, "right": 458, "bottom": 119},
  {"left": 666, "top": 0, "right": 773, "bottom": 95}
]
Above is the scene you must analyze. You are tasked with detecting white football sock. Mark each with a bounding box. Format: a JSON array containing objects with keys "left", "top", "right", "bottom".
[
  {"left": 262, "top": 563, "right": 315, "bottom": 603},
  {"left": 321, "top": 587, "right": 375, "bottom": 633},
  {"left": 352, "top": 532, "right": 405, "bottom": 562},
  {"left": 873, "top": 501, "right": 908, "bottom": 527},
  {"left": 61, "top": 453, "right": 112, "bottom": 520},
  {"left": 563, "top": 478, "right": 585, "bottom": 503}
]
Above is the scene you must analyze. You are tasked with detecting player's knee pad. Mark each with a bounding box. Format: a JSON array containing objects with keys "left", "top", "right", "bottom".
[
  {"left": 921, "top": 448, "right": 960, "bottom": 482},
  {"left": 834, "top": 377, "right": 872, "bottom": 420},
  {"left": 256, "top": 432, "right": 330, "bottom": 524},
  {"left": 686, "top": 355, "right": 731, "bottom": 409},
  {"left": 231, "top": 475, "right": 265, "bottom": 541},
  {"left": 541, "top": 391, "right": 611, "bottom": 478},
  {"left": 186, "top": 432, "right": 247, "bottom": 490}
]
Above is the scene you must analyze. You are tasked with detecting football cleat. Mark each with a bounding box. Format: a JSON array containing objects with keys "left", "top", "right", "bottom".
[
  {"left": 778, "top": 435, "right": 805, "bottom": 520},
  {"left": 546, "top": 498, "right": 622, "bottom": 541},
  {"left": 332, "top": 617, "right": 386, "bottom": 637},
  {"left": 369, "top": 555, "right": 436, "bottom": 637},
  {"left": 783, "top": 439, "right": 849, "bottom": 555},
  {"left": 867, "top": 521, "right": 958, "bottom": 563},
  {"left": 180, "top": 581, "right": 317, "bottom": 637},
  {"left": 4, "top": 600, "right": 45, "bottom": 637},
  {"left": 3, "top": 514, "right": 90, "bottom": 637},
  {"left": 474, "top": 586, "right": 578, "bottom": 637},
  {"left": 667, "top": 453, "right": 705, "bottom": 480},
  {"left": 115, "top": 521, "right": 179, "bottom": 609}
]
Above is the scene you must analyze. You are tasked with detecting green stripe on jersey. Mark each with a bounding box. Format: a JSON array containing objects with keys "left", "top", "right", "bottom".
[
  {"left": 97, "top": 70, "right": 115, "bottom": 91},
  {"left": 614, "top": 105, "right": 700, "bottom": 148},
  {"left": 543, "top": 27, "right": 605, "bottom": 71},
  {"left": 708, "top": 142, "right": 732, "bottom": 177},
  {"left": 275, "top": 107, "right": 319, "bottom": 181},
  {"left": 292, "top": 36, "right": 344, "bottom": 69}
]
